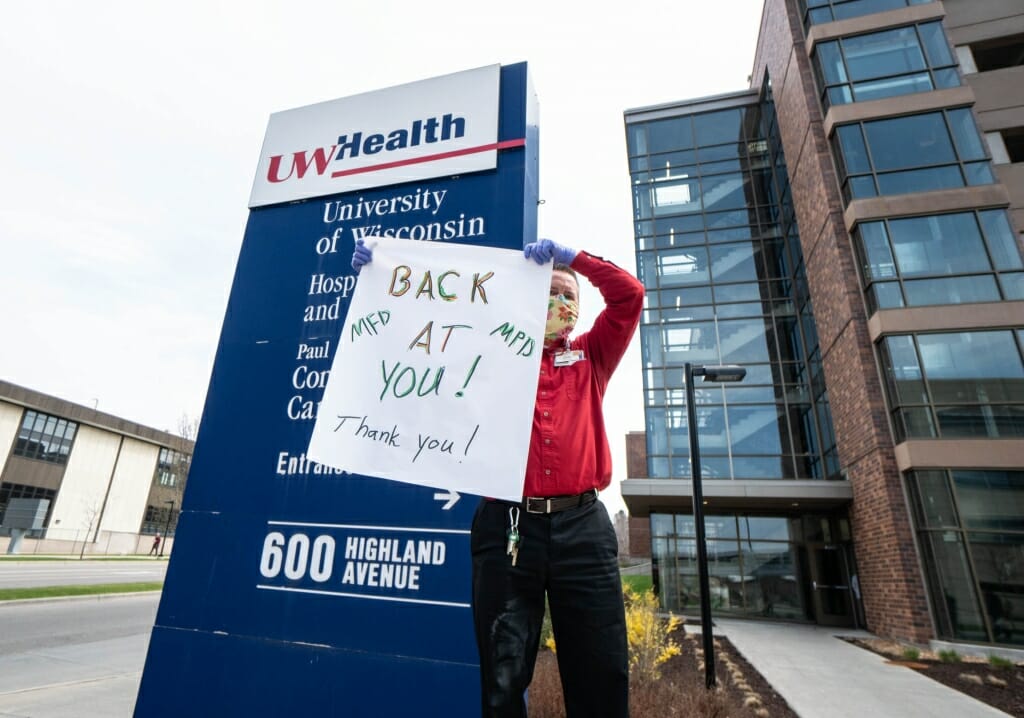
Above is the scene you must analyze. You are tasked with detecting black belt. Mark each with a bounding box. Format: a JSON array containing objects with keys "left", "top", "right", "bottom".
[{"left": 523, "top": 489, "right": 598, "bottom": 514}]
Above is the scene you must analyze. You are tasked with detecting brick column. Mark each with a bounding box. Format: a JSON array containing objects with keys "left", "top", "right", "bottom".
[{"left": 750, "top": 0, "right": 932, "bottom": 641}]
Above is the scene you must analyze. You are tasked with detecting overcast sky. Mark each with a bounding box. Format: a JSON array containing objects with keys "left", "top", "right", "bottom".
[{"left": 0, "top": 1, "right": 764, "bottom": 517}]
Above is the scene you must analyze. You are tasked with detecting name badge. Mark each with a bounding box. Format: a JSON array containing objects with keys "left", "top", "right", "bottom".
[{"left": 553, "top": 349, "right": 585, "bottom": 367}]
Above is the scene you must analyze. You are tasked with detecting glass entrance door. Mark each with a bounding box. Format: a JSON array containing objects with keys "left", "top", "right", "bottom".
[{"left": 808, "top": 543, "right": 855, "bottom": 627}]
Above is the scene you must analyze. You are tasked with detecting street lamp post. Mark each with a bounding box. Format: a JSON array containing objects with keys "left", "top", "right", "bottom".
[
  {"left": 685, "top": 363, "right": 746, "bottom": 689},
  {"left": 160, "top": 500, "right": 174, "bottom": 558}
]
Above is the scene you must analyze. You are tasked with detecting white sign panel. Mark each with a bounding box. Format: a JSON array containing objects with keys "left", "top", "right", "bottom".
[
  {"left": 249, "top": 65, "right": 501, "bottom": 207},
  {"left": 308, "top": 238, "right": 550, "bottom": 501}
]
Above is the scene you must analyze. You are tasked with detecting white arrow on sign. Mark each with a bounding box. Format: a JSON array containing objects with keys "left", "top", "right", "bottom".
[{"left": 433, "top": 489, "right": 460, "bottom": 510}]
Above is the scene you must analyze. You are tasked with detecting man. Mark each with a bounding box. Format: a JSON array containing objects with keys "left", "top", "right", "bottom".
[
  {"left": 352, "top": 237, "right": 643, "bottom": 717},
  {"left": 150, "top": 533, "right": 161, "bottom": 556}
]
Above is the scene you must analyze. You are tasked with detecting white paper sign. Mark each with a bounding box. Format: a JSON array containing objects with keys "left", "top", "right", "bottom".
[{"left": 307, "top": 238, "right": 551, "bottom": 501}]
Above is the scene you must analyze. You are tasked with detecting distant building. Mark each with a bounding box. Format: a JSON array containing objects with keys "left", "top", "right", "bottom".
[
  {"left": 612, "top": 509, "right": 630, "bottom": 557},
  {"left": 0, "top": 380, "right": 192, "bottom": 554},
  {"left": 622, "top": 0, "right": 1024, "bottom": 649}
]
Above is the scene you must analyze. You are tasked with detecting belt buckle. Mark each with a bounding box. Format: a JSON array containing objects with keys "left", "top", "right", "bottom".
[{"left": 526, "top": 497, "right": 551, "bottom": 514}]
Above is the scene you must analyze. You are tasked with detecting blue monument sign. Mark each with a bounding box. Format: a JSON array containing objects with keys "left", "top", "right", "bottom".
[{"left": 134, "top": 63, "right": 538, "bottom": 717}]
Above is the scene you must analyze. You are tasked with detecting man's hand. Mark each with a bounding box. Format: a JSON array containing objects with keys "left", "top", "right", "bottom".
[
  {"left": 351, "top": 239, "right": 373, "bottom": 273},
  {"left": 524, "top": 239, "right": 577, "bottom": 266}
]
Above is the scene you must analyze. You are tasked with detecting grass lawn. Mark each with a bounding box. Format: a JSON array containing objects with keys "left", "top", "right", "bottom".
[
  {"left": 0, "top": 582, "right": 163, "bottom": 601},
  {"left": 621, "top": 573, "right": 652, "bottom": 594}
]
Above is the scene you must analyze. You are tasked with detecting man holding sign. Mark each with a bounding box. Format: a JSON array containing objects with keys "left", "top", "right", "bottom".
[{"left": 352, "top": 238, "right": 643, "bottom": 718}]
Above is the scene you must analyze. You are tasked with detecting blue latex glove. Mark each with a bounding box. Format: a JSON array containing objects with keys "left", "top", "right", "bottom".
[
  {"left": 351, "top": 239, "right": 373, "bottom": 273},
  {"left": 524, "top": 238, "right": 577, "bottom": 266}
]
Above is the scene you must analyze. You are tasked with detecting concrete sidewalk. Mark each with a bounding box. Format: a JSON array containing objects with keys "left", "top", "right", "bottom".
[{"left": 714, "top": 618, "right": 1012, "bottom": 717}]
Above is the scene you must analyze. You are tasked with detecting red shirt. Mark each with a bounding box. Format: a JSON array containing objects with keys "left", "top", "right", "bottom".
[{"left": 523, "top": 251, "right": 644, "bottom": 498}]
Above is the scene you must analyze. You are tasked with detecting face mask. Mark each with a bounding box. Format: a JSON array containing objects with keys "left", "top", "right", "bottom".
[{"left": 545, "top": 294, "right": 578, "bottom": 345}]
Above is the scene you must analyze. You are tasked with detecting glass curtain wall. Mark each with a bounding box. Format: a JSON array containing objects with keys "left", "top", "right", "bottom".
[
  {"left": 651, "top": 513, "right": 806, "bottom": 617},
  {"left": 628, "top": 83, "right": 840, "bottom": 482},
  {"left": 908, "top": 469, "right": 1024, "bottom": 645}
]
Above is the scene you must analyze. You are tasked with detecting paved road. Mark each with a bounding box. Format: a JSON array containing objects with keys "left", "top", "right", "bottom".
[
  {"left": 0, "top": 593, "right": 158, "bottom": 717},
  {"left": 0, "top": 561, "right": 167, "bottom": 589}
]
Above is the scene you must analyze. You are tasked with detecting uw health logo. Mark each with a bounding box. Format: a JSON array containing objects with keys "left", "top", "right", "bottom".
[{"left": 266, "top": 113, "right": 469, "bottom": 184}]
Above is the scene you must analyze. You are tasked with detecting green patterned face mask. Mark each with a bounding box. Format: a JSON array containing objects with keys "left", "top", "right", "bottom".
[{"left": 545, "top": 294, "right": 579, "bottom": 345}]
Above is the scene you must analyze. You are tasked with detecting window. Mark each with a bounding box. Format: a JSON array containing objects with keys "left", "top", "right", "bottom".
[
  {"left": 799, "top": 0, "right": 933, "bottom": 29},
  {"left": 832, "top": 108, "right": 994, "bottom": 201},
  {"left": 12, "top": 410, "right": 78, "bottom": 465},
  {"left": 853, "top": 209, "right": 1024, "bottom": 312},
  {"left": 140, "top": 448, "right": 190, "bottom": 537},
  {"left": 907, "top": 469, "right": 1024, "bottom": 645},
  {"left": 879, "top": 331, "right": 1024, "bottom": 441},
  {"left": 140, "top": 502, "right": 180, "bottom": 537},
  {"left": 634, "top": 172, "right": 753, "bottom": 220},
  {"left": 811, "top": 22, "right": 958, "bottom": 110},
  {"left": 154, "top": 447, "right": 191, "bottom": 488}
]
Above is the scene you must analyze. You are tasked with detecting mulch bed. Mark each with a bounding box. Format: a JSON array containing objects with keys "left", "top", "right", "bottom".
[
  {"left": 844, "top": 637, "right": 1024, "bottom": 718},
  {"left": 529, "top": 631, "right": 799, "bottom": 717}
]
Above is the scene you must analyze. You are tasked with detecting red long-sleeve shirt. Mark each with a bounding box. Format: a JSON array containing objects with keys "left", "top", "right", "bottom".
[{"left": 522, "top": 251, "right": 644, "bottom": 498}]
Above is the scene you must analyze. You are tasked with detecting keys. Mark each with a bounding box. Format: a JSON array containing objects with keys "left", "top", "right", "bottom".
[
  {"left": 507, "top": 528, "right": 520, "bottom": 566},
  {"left": 507, "top": 507, "right": 521, "bottom": 567}
]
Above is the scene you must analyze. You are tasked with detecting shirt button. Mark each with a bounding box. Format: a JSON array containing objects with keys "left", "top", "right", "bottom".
[
  {"left": 544, "top": 438, "right": 551, "bottom": 445},
  {"left": 545, "top": 469, "right": 551, "bottom": 475},
  {"left": 543, "top": 411, "right": 550, "bottom": 417},
  {"left": 541, "top": 391, "right": 547, "bottom": 397},
  {"left": 540, "top": 370, "right": 546, "bottom": 375}
]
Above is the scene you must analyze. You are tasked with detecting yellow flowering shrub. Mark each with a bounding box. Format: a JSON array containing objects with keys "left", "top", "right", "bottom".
[
  {"left": 624, "top": 584, "right": 683, "bottom": 681},
  {"left": 545, "top": 585, "right": 682, "bottom": 681}
]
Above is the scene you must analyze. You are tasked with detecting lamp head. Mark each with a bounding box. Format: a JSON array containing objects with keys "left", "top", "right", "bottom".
[{"left": 698, "top": 365, "right": 746, "bottom": 383}]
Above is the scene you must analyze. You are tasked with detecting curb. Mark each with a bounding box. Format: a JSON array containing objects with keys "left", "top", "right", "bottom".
[
  {"left": 0, "top": 590, "right": 163, "bottom": 607},
  {"left": 0, "top": 558, "right": 168, "bottom": 563}
]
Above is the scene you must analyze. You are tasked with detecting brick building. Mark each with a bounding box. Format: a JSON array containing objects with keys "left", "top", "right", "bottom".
[{"left": 622, "top": 0, "right": 1024, "bottom": 648}]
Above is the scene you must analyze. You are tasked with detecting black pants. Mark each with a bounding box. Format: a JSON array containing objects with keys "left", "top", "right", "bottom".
[{"left": 471, "top": 497, "right": 628, "bottom": 718}]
